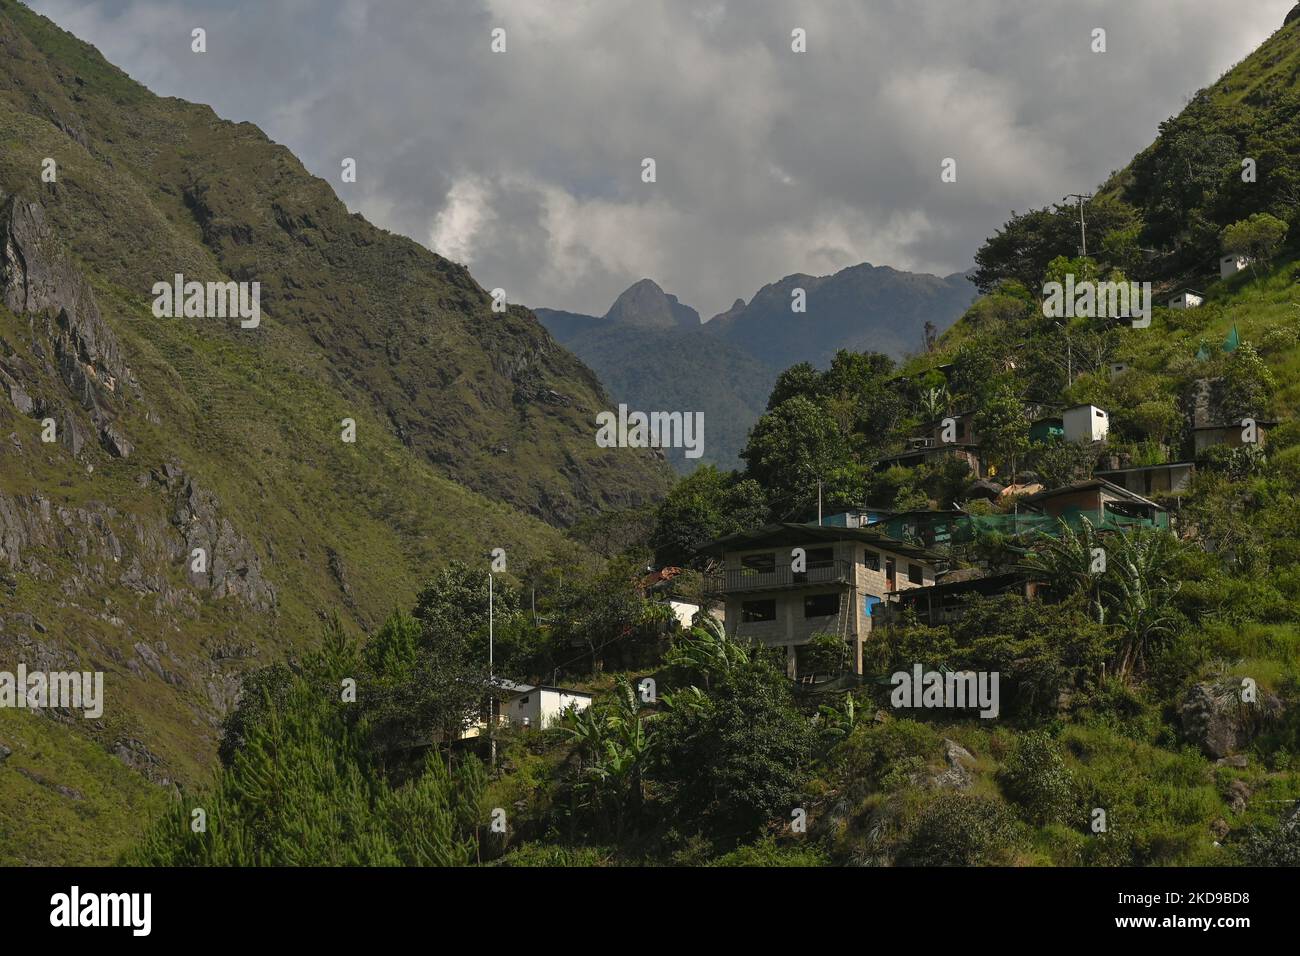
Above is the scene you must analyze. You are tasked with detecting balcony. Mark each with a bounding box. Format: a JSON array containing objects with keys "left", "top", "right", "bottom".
[{"left": 708, "top": 559, "right": 852, "bottom": 594}]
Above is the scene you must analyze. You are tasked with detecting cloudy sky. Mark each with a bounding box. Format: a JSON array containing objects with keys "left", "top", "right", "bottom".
[{"left": 29, "top": 0, "right": 1296, "bottom": 318}]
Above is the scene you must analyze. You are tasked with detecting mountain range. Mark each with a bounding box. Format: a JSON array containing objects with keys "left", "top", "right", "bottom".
[{"left": 536, "top": 266, "right": 976, "bottom": 470}]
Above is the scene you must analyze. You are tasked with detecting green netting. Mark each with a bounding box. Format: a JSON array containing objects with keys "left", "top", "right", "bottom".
[{"left": 880, "top": 509, "right": 1167, "bottom": 547}]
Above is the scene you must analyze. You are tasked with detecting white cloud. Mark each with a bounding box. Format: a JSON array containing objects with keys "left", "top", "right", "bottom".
[{"left": 28, "top": 0, "right": 1297, "bottom": 317}]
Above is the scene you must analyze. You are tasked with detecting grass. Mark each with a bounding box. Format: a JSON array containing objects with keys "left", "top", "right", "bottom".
[{"left": 0, "top": 709, "right": 167, "bottom": 865}]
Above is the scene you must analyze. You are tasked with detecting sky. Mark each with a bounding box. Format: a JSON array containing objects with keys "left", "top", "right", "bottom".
[{"left": 29, "top": 0, "right": 1297, "bottom": 318}]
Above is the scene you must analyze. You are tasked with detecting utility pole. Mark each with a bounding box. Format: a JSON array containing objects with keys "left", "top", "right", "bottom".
[
  {"left": 1053, "top": 321, "right": 1073, "bottom": 386},
  {"left": 1065, "top": 193, "right": 1093, "bottom": 257},
  {"left": 488, "top": 571, "right": 496, "bottom": 772},
  {"left": 817, "top": 481, "right": 823, "bottom": 526}
]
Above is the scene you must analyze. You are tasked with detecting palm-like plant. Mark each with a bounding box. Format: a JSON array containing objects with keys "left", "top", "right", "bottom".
[
  {"left": 664, "top": 615, "right": 750, "bottom": 689},
  {"left": 1106, "top": 527, "right": 1181, "bottom": 678},
  {"left": 919, "top": 385, "right": 951, "bottom": 423},
  {"left": 558, "top": 676, "right": 656, "bottom": 839},
  {"left": 816, "top": 692, "right": 858, "bottom": 740},
  {"left": 1025, "top": 517, "right": 1106, "bottom": 623}
]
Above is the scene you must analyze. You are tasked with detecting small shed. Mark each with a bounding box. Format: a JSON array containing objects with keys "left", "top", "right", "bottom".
[
  {"left": 1167, "top": 289, "right": 1204, "bottom": 310},
  {"left": 1063, "top": 404, "right": 1109, "bottom": 443}
]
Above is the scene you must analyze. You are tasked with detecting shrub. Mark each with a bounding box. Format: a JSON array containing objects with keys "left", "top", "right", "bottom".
[
  {"left": 899, "top": 793, "right": 1022, "bottom": 866},
  {"left": 998, "top": 731, "right": 1075, "bottom": 825},
  {"left": 1236, "top": 822, "right": 1300, "bottom": 867}
]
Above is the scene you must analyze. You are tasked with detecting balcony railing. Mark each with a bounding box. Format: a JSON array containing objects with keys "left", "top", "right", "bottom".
[{"left": 707, "top": 559, "right": 852, "bottom": 594}]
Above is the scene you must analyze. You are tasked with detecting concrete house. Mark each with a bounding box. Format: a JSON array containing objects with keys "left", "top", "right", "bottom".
[
  {"left": 1168, "top": 289, "right": 1205, "bottom": 310},
  {"left": 1094, "top": 461, "right": 1195, "bottom": 497},
  {"left": 1220, "top": 255, "right": 1250, "bottom": 279},
  {"left": 1062, "top": 404, "right": 1110, "bottom": 443},
  {"left": 500, "top": 683, "right": 593, "bottom": 730},
  {"left": 700, "top": 523, "right": 942, "bottom": 678},
  {"left": 1021, "top": 477, "right": 1167, "bottom": 529},
  {"left": 1193, "top": 419, "right": 1276, "bottom": 456}
]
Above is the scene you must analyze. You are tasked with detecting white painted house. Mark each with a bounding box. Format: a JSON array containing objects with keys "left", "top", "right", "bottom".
[
  {"left": 1168, "top": 289, "right": 1204, "bottom": 310},
  {"left": 666, "top": 600, "right": 700, "bottom": 628},
  {"left": 500, "top": 684, "right": 593, "bottom": 730},
  {"left": 1220, "top": 255, "right": 1250, "bottom": 279},
  {"left": 1063, "top": 404, "right": 1110, "bottom": 443}
]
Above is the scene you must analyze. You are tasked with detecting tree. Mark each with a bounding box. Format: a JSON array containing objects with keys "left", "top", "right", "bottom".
[
  {"left": 544, "top": 554, "right": 668, "bottom": 673},
  {"left": 973, "top": 382, "right": 1030, "bottom": 479},
  {"left": 766, "top": 361, "right": 821, "bottom": 410},
  {"left": 742, "top": 395, "right": 853, "bottom": 518},
  {"left": 558, "top": 676, "right": 657, "bottom": 841},
  {"left": 1029, "top": 437, "right": 1102, "bottom": 489},
  {"left": 1221, "top": 342, "right": 1275, "bottom": 421},
  {"left": 971, "top": 197, "right": 1139, "bottom": 293},
  {"left": 128, "top": 616, "right": 489, "bottom": 866},
  {"left": 651, "top": 659, "right": 812, "bottom": 838},
  {"left": 798, "top": 631, "right": 850, "bottom": 677},
  {"left": 361, "top": 562, "right": 501, "bottom": 762},
  {"left": 900, "top": 793, "right": 1022, "bottom": 866},
  {"left": 1025, "top": 518, "right": 1107, "bottom": 623},
  {"left": 1221, "top": 213, "right": 1289, "bottom": 277},
  {"left": 664, "top": 615, "right": 751, "bottom": 690},
  {"left": 997, "top": 731, "right": 1075, "bottom": 826},
  {"left": 650, "top": 465, "right": 768, "bottom": 567}
]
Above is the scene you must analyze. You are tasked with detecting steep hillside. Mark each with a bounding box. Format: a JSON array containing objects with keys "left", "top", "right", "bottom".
[
  {"left": 705, "top": 263, "right": 976, "bottom": 370},
  {"left": 0, "top": 0, "right": 667, "bottom": 864}
]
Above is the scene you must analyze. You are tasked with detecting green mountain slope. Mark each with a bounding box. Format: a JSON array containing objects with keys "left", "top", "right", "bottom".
[{"left": 0, "top": 0, "right": 667, "bottom": 864}]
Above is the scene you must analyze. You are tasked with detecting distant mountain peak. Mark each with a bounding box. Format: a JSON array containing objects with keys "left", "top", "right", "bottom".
[{"left": 603, "top": 278, "right": 701, "bottom": 329}]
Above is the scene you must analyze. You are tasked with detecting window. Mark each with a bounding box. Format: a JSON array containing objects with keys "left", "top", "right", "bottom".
[
  {"left": 741, "top": 553, "right": 775, "bottom": 574},
  {"left": 861, "top": 549, "right": 880, "bottom": 572},
  {"left": 806, "top": 546, "right": 834, "bottom": 567},
  {"left": 742, "top": 599, "right": 777, "bottom": 623},
  {"left": 908, "top": 563, "right": 924, "bottom": 585},
  {"left": 863, "top": 594, "right": 881, "bottom": 616},
  {"left": 804, "top": 593, "right": 840, "bottom": 618}
]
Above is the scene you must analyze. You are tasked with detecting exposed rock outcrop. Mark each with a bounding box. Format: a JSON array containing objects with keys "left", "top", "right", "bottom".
[
  {"left": 0, "top": 191, "right": 132, "bottom": 458},
  {"left": 1179, "top": 679, "right": 1284, "bottom": 758},
  {"left": 155, "top": 463, "right": 275, "bottom": 613}
]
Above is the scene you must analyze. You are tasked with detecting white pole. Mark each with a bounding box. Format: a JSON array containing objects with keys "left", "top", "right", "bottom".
[{"left": 488, "top": 572, "right": 496, "bottom": 771}]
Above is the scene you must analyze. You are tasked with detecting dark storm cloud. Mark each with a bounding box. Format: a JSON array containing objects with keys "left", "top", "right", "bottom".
[{"left": 30, "top": 0, "right": 1295, "bottom": 316}]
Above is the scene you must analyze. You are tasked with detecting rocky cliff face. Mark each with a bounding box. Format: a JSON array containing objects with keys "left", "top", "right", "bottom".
[{"left": 0, "top": 192, "right": 133, "bottom": 459}]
